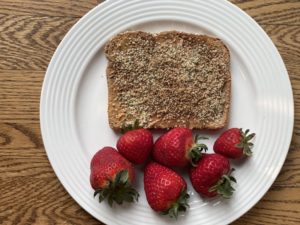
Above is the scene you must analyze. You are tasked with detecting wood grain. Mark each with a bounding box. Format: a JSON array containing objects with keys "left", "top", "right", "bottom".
[
  {"left": 0, "top": 0, "right": 299, "bottom": 225},
  {"left": 0, "top": 15, "right": 77, "bottom": 70},
  {"left": 231, "top": 0, "right": 300, "bottom": 25},
  {"left": 232, "top": 187, "right": 300, "bottom": 225},
  {"left": 0, "top": 71, "right": 43, "bottom": 122},
  {"left": 0, "top": 0, "right": 99, "bottom": 17},
  {"left": 0, "top": 178, "right": 100, "bottom": 225}
]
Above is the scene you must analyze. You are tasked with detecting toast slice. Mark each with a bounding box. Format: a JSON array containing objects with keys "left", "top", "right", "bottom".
[{"left": 105, "top": 31, "right": 231, "bottom": 129}]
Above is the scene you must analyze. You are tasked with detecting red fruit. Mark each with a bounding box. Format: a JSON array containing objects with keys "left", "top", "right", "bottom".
[
  {"left": 117, "top": 128, "right": 153, "bottom": 164},
  {"left": 90, "top": 147, "right": 139, "bottom": 206},
  {"left": 189, "top": 154, "right": 236, "bottom": 198},
  {"left": 153, "top": 128, "right": 207, "bottom": 167},
  {"left": 144, "top": 162, "right": 189, "bottom": 218},
  {"left": 213, "top": 128, "right": 255, "bottom": 159}
]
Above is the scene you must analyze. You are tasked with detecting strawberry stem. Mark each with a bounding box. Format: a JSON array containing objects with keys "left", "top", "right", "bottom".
[
  {"left": 160, "top": 189, "right": 190, "bottom": 219},
  {"left": 121, "top": 119, "right": 141, "bottom": 133},
  {"left": 188, "top": 134, "right": 208, "bottom": 166},
  {"left": 208, "top": 168, "right": 236, "bottom": 198},
  {"left": 94, "top": 170, "right": 139, "bottom": 206},
  {"left": 236, "top": 129, "right": 255, "bottom": 157}
]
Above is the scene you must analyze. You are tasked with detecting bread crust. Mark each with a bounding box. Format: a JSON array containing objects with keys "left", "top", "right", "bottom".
[{"left": 105, "top": 31, "right": 231, "bottom": 130}]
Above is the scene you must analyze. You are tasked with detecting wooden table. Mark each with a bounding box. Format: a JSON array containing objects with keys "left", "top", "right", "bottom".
[{"left": 0, "top": 0, "right": 299, "bottom": 224}]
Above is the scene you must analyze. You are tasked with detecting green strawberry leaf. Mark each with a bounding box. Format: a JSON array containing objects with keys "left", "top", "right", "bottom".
[
  {"left": 94, "top": 170, "right": 139, "bottom": 207},
  {"left": 160, "top": 189, "right": 190, "bottom": 219},
  {"left": 189, "top": 134, "right": 208, "bottom": 166},
  {"left": 121, "top": 119, "right": 141, "bottom": 133},
  {"left": 235, "top": 128, "right": 256, "bottom": 157},
  {"left": 209, "top": 168, "right": 236, "bottom": 199}
]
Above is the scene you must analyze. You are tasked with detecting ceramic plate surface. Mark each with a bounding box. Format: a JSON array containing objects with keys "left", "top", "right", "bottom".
[{"left": 40, "top": 0, "right": 294, "bottom": 224}]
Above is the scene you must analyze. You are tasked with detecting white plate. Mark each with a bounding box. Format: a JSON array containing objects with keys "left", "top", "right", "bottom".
[{"left": 40, "top": 0, "right": 294, "bottom": 224}]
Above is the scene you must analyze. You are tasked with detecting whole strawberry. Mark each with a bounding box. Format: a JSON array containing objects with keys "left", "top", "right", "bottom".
[
  {"left": 117, "top": 128, "right": 153, "bottom": 164},
  {"left": 189, "top": 153, "right": 236, "bottom": 198},
  {"left": 153, "top": 128, "right": 207, "bottom": 167},
  {"left": 144, "top": 162, "right": 189, "bottom": 218},
  {"left": 90, "top": 147, "right": 139, "bottom": 206},
  {"left": 214, "top": 128, "right": 255, "bottom": 159}
]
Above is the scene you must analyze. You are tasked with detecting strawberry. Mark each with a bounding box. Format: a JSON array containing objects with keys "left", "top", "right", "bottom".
[
  {"left": 90, "top": 147, "right": 139, "bottom": 206},
  {"left": 189, "top": 153, "right": 236, "bottom": 198},
  {"left": 213, "top": 128, "right": 255, "bottom": 159},
  {"left": 117, "top": 128, "right": 153, "bottom": 164},
  {"left": 153, "top": 128, "right": 207, "bottom": 167},
  {"left": 144, "top": 162, "right": 189, "bottom": 218}
]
